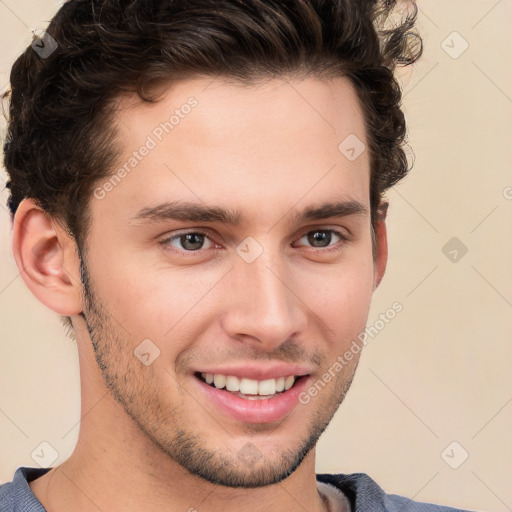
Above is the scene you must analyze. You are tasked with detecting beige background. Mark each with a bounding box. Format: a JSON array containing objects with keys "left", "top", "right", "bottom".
[{"left": 1, "top": 1, "right": 511, "bottom": 510}]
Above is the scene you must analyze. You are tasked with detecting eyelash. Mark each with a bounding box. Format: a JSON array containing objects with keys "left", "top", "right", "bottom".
[{"left": 159, "top": 228, "right": 350, "bottom": 255}]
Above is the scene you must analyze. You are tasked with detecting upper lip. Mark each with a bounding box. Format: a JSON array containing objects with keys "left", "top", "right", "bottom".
[{"left": 193, "top": 363, "right": 313, "bottom": 381}]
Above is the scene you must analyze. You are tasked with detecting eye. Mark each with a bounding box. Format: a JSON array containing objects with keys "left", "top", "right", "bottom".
[
  {"left": 294, "top": 229, "right": 349, "bottom": 251},
  {"left": 161, "top": 230, "right": 215, "bottom": 252},
  {"left": 160, "top": 227, "right": 350, "bottom": 255}
]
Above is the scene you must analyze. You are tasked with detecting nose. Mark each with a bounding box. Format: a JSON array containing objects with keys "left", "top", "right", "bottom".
[{"left": 219, "top": 248, "right": 308, "bottom": 351}]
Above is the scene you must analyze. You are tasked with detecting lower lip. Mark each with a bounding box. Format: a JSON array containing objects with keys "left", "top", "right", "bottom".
[{"left": 193, "top": 375, "right": 310, "bottom": 424}]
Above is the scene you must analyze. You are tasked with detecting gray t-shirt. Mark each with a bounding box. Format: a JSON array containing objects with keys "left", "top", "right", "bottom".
[{"left": 0, "top": 467, "right": 475, "bottom": 511}]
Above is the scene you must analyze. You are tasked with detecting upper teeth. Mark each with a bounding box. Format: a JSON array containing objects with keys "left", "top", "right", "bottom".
[{"left": 201, "top": 373, "right": 296, "bottom": 395}]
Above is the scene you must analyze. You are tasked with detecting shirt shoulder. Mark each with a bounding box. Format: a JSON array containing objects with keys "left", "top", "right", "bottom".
[
  {"left": 316, "top": 472, "right": 477, "bottom": 512},
  {"left": 0, "top": 467, "right": 50, "bottom": 512}
]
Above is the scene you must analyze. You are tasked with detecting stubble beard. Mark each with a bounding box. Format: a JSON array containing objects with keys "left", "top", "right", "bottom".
[{"left": 77, "top": 251, "right": 358, "bottom": 488}]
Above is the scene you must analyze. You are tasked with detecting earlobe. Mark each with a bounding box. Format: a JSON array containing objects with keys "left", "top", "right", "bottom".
[
  {"left": 373, "top": 201, "right": 389, "bottom": 290},
  {"left": 12, "top": 198, "right": 83, "bottom": 316}
]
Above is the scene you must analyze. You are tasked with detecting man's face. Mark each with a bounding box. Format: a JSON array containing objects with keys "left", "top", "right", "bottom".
[{"left": 79, "top": 76, "right": 380, "bottom": 487}]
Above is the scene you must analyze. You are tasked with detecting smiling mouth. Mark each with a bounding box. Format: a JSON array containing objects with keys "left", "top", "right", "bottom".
[{"left": 195, "top": 372, "right": 305, "bottom": 400}]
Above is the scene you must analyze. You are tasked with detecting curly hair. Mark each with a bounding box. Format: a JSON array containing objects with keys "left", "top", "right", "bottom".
[{"left": 3, "top": 0, "right": 422, "bottom": 252}]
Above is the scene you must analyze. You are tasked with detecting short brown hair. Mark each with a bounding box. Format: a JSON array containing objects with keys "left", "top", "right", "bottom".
[{"left": 3, "top": 0, "right": 421, "bottom": 249}]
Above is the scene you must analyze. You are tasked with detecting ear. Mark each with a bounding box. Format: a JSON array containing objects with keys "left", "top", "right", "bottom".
[
  {"left": 11, "top": 198, "right": 83, "bottom": 316},
  {"left": 373, "top": 201, "right": 388, "bottom": 290}
]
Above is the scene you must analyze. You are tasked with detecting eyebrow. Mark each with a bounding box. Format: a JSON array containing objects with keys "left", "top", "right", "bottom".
[{"left": 130, "top": 199, "right": 368, "bottom": 226}]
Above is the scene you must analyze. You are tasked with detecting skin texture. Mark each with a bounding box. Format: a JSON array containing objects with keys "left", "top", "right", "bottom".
[{"left": 13, "top": 76, "right": 387, "bottom": 512}]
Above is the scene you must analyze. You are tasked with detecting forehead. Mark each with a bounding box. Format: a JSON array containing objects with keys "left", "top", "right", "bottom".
[{"left": 95, "top": 76, "right": 370, "bottom": 227}]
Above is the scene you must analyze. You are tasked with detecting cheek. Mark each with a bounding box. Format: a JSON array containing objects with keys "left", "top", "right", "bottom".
[
  {"left": 297, "top": 256, "right": 375, "bottom": 338},
  {"left": 88, "top": 249, "right": 229, "bottom": 349}
]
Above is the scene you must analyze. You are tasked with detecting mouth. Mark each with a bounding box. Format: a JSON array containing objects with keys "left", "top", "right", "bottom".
[
  {"left": 192, "top": 370, "right": 312, "bottom": 423},
  {"left": 195, "top": 372, "right": 305, "bottom": 400}
]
